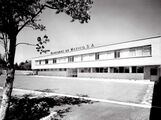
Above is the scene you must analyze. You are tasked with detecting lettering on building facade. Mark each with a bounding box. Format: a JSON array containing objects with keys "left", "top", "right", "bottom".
[{"left": 51, "top": 44, "right": 94, "bottom": 55}]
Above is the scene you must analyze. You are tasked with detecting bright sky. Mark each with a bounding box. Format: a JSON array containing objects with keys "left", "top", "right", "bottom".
[{"left": 1, "top": 0, "right": 161, "bottom": 64}]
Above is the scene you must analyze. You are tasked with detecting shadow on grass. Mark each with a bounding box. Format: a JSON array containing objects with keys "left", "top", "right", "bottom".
[
  {"left": 7, "top": 94, "right": 93, "bottom": 120},
  {"left": 35, "top": 88, "right": 58, "bottom": 93}
]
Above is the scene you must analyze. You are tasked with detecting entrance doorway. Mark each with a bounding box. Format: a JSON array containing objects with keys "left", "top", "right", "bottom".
[
  {"left": 150, "top": 67, "right": 159, "bottom": 81},
  {"left": 67, "top": 68, "right": 78, "bottom": 77}
]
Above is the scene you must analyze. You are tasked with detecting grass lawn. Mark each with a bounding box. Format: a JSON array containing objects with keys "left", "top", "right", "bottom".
[
  {"left": 0, "top": 75, "right": 154, "bottom": 104},
  {"left": 0, "top": 88, "right": 151, "bottom": 120}
]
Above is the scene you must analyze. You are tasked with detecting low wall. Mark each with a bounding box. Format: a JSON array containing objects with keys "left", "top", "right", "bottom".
[
  {"left": 78, "top": 73, "right": 144, "bottom": 80},
  {"left": 38, "top": 71, "right": 67, "bottom": 77},
  {"left": 15, "top": 70, "right": 33, "bottom": 75},
  {"left": 0, "top": 70, "right": 33, "bottom": 75}
]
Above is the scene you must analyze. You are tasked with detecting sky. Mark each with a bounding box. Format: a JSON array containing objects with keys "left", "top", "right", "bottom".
[{"left": 1, "top": 0, "right": 161, "bottom": 64}]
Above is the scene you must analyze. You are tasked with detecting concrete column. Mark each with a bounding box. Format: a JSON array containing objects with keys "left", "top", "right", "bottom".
[
  {"left": 129, "top": 66, "right": 132, "bottom": 73},
  {"left": 108, "top": 67, "right": 110, "bottom": 73},
  {"left": 90, "top": 68, "right": 92, "bottom": 73},
  {"left": 159, "top": 66, "right": 161, "bottom": 77}
]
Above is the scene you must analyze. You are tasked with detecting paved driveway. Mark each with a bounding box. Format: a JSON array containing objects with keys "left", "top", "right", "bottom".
[{"left": 60, "top": 102, "right": 150, "bottom": 120}]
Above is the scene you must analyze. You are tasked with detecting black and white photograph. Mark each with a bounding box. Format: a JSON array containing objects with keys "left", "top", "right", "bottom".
[{"left": 0, "top": 0, "right": 161, "bottom": 120}]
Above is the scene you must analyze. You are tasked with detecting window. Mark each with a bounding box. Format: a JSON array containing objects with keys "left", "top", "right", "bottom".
[
  {"left": 110, "top": 67, "right": 119, "bottom": 73},
  {"left": 132, "top": 66, "right": 144, "bottom": 73},
  {"left": 68, "top": 56, "right": 74, "bottom": 62},
  {"left": 45, "top": 59, "right": 48, "bottom": 64},
  {"left": 136, "top": 47, "right": 143, "bottom": 56},
  {"left": 115, "top": 50, "right": 120, "bottom": 58},
  {"left": 124, "top": 67, "right": 129, "bottom": 73},
  {"left": 137, "top": 66, "right": 144, "bottom": 73},
  {"left": 53, "top": 59, "right": 57, "bottom": 64},
  {"left": 120, "top": 49, "right": 129, "bottom": 58},
  {"left": 132, "top": 66, "right": 137, "bottom": 73},
  {"left": 84, "top": 68, "right": 91, "bottom": 73},
  {"left": 103, "top": 67, "right": 108, "bottom": 73},
  {"left": 119, "top": 67, "right": 124, "bottom": 73},
  {"left": 143, "top": 45, "right": 151, "bottom": 56},
  {"left": 92, "top": 67, "right": 109, "bottom": 73},
  {"left": 92, "top": 68, "right": 96, "bottom": 73},
  {"left": 79, "top": 68, "right": 91, "bottom": 73},
  {"left": 151, "top": 68, "right": 158, "bottom": 75},
  {"left": 39, "top": 60, "right": 41, "bottom": 65},
  {"left": 92, "top": 68, "right": 100, "bottom": 73},
  {"left": 100, "top": 68, "right": 104, "bottom": 73},
  {"left": 130, "top": 48, "right": 136, "bottom": 57},
  {"left": 95, "top": 53, "right": 99, "bottom": 60},
  {"left": 129, "top": 45, "right": 151, "bottom": 57}
]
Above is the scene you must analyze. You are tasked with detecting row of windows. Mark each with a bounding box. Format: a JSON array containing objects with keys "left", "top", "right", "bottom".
[
  {"left": 37, "top": 68, "right": 67, "bottom": 71},
  {"left": 79, "top": 66, "right": 144, "bottom": 73},
  {"left": 36, "top": 45, "right": 151, "bottom": 65},
  {"left": 36, "top": 66, "right": 144, "bottom": 73}
]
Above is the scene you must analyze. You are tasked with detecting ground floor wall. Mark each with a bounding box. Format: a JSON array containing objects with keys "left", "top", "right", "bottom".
[
  {"left": 144, "top": 66, "right": 160, "bottom": 81},
  {"left": 77, "top": 73, "right": 144, "bottom": 80},
  {"left": 38, "top": 71, "right": 67, "bottom": 77},
  {"left": 34, "top": 65, "right": 161, "bottom": 81}
]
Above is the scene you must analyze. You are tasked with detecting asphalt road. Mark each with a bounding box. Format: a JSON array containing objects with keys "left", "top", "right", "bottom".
[{"left": 61, "top": 102, "right": 150, "bottom": 120}]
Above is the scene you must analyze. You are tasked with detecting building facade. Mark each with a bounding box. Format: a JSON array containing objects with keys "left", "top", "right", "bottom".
[{"left": 31, "top": 36, "right": 161, "bottom": 81}]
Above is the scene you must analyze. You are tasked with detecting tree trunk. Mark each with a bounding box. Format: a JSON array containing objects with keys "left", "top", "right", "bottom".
[
  {"left": 149, "top": 77, "right": 161, "bottom": 120},
  {"left": 0, "top": 34, "right": 17, "bottom": 120}
]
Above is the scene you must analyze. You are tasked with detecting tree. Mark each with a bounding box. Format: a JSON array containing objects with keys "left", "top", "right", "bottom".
[
  {"left": 150, "top": 77, "right": 161, "bottom": 120},
  {"left": 0, "top": 54, "right": 6, "bottom": 75},
  {"left": 0, "top": 0, "right": 93, "bottom": 119},
  {"left": 18, "top": 60, "right": 31, "bottom": 70},
  {"left": 0, "top": 54, "right": 6, "bottom": 69}
]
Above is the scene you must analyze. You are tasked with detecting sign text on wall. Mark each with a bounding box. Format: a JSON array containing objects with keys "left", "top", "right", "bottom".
[{"left": 51, "top": 44, "right": 94, "bottom": 55}]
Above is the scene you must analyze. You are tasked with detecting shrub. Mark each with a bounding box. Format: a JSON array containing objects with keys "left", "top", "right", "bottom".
[{"left": 7, "top": 95, "right": 92, "bottom": 120}]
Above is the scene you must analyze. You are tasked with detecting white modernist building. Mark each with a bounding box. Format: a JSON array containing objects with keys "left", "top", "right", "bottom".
[{"left": 31, "top": 36, "right": 161, "bottom": 81}]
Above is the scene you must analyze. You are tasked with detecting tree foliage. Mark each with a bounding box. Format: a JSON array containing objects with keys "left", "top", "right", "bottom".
[
  {"left": 0, "top": 0, "right": 93, "bottom": 35},
  {"left": 15, "top": 60, "right": 31, "bottom": 70},
  {"left": 0, "top": 0, "right": 93, "bottom": 55},
  {"left": 0, "top": 0, "right": 93, "bottom": 119},
  {"left": 7, "top": 95, "right": 92, "bottom": 120},
  {"left": 0, "top": 54, "right": 6, "bottom": 68}
]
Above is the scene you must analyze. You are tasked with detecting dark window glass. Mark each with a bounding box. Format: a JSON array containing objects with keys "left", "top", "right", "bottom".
[
  {"left": 137, "top": 66, "right": 144, "bottom": 73},
  {"left": 96, "top": 68, "right": 100, "bottom": 73},
  {"left": 68, "top": 56, "right": 74, "bottom": 62},
  {"left": 151, "top": 68, "right": 158, "bottom": 75},
  {"left": 119, "top": 67, "right": 124, "bottom": 73},
  {"left": 100, "top": 68, "right": 104, "bottom": 73},
  {"left": 103, "top": 67, "right": 108, "bottom": 73},
  {"left": 53, "top": 59, "right": 57, "bottom": 64},
  {"left": 45, "top": 59, "right": 48, "bottom": 64},
  {"left": 132, "top": 66, "right": 137, "bottom": 73},
  {"left": 39, "top": 60, "right": 41, "bottom": 65},
  {"left": 95, "top": 53, "right": 99, "bottom": 60},
  {"left": 124, "top": 67, "right": 129, "bottom": 73},
  {"left": 115, "top": 50, "right": 120, "bottom": 58},
  {"left": 114, "top": 67, "right": 119, "bottom": 73}
]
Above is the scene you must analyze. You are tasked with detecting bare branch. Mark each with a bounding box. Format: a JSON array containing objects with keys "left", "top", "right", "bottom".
[
  {"left": 16, "top": 42, "right": 36, "bottom": 47},
  {"left": 17, "top": 5, "right": 45, "bottom": 33},
  {"left": 0, "top": 42, "right": 4, "bottom": 48}
]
